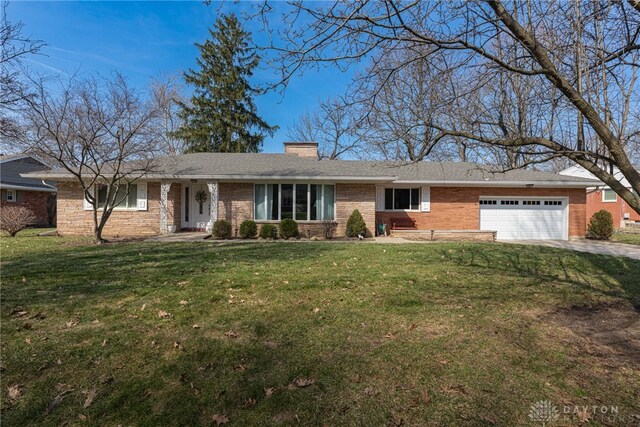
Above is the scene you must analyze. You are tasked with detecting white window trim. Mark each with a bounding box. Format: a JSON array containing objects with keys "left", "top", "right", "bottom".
[
  {"left": 384, "top": 187, "right": 421, "bottom": 212},
  {"left": 602, "top": 188, "right": 618, "bottom": 203},
  {"left": 94, "top": 183, "right": 141, "bottom": 211},
  {"left": 6, "top": 190, "right": 15, "bottom": 202},
  {"left": 254, "top": 183, "right": 336, "bottom": 222}
]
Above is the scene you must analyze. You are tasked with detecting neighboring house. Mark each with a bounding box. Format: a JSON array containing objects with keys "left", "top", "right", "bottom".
[
  {"left": 1, "top": 154, "right": 57, "bottom": 226},
  {"left": 560, "top": 164, "right": 640, "bottom": 228},
  {"left": 23, "top": 142, "right": 598, "bottom": 241}
]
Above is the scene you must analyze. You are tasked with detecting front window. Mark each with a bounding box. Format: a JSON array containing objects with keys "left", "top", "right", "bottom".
[
  {"left": 603, "top": 189, "right": 617, "bottom": 202},
  {"left": 6, "top": 190, "right": 15, "bottom": 202},
  {"left": 97, "top": 184, "right": 138, "bottom": 209},
  {"left": 384, "top": 188, "right": 420, "bottom": 210},
  {"left": 254, "top": 184, "right": 335, "bottom": 221}
]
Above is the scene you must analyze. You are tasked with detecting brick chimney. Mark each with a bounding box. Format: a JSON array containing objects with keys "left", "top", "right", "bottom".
[{"left": 283, "top": 142, "right": 318, "bottom": 159}]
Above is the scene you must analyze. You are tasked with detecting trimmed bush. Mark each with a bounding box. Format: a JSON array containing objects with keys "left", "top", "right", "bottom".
[
  {"left": 212, "top": 219, "right": 232, "bottom": 239},
  {"left": 279, "top": 218, "right": 298, "bottom": 239},
  {"left": 259, "top": 223, "right": 277, "bottom": 239},
  {"left": 239, "top": 220, "right": 258, "bottom": 239},
  {"left": 345, "top": 209, "right": 367, "bottom": 237},
  {"left": 586, "top": 209, "right": 614, "bottom": 240}
]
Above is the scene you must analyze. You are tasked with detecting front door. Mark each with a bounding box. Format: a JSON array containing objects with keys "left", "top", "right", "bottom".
[{"left": 183, "top": 184, "right": 210, "bottom": 230}]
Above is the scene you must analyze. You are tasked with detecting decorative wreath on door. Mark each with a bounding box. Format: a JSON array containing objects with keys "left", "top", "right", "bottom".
[{"left": 195, "top": 190, "right": 208, "bottom": 204}]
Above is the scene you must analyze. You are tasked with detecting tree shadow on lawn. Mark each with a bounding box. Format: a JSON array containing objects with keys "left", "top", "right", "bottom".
[
  {"left": 0, "top": 241, "right": 338, "bottom": 308},
  {"left": 442, "top": 243, "right": 640, "bottom": 310}
]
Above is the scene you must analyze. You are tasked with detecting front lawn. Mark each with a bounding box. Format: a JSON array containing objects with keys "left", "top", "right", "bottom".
[
  {"left": 1, "top": 235, "right": 639, "bottom": 426},
  {"left": 611, "top": 231, "right": 640, "bottom": 246}
]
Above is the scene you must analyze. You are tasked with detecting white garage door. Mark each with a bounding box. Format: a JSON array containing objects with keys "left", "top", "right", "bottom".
[{"left": 480, "top": 198, "right": 568, "bottom": 240}]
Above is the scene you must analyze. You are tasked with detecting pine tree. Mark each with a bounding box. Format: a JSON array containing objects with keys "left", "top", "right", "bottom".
[{"left": 175, "top": 14, "right": 276, "bottom": 153}]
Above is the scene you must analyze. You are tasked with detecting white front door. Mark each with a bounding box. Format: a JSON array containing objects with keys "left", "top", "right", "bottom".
[
  {"left": 480, "top": 197, "right": 568, "bottom": 240},
  {"left": 182, "top": 184, "right": 210, "bottom": 230}
]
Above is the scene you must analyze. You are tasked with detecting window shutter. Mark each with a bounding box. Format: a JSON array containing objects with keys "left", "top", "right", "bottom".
[
  {"left": 1, "top": 189, "right": 6, "bottom": 201},
  {"left": 137, "top": 182, "right": 148, "bottom": 210},
  {"left": 421, "top": 187, "right": 430, "bottom": 212},
  {"left": 83, "top": 186, "right": 93, "bottom": 210},
  {"left": 376, "top": 186, "right": 385, "bottom": 211}
]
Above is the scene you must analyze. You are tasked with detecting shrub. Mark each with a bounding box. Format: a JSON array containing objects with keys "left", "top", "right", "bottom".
[
  {"left": 587, "top": 209, "right": 614, "bottom": 240},
  {"left": 259, "top": 223, "right": 277, "bottom": 239},
  {"left": 239, "top": 220, "right": 257, "bottom": 239},
  {"left": 345, "top": 209, "right": 367, "bottom": 237},
  {"left": 322, "top": 219, "right": 337, "bottom": 239},
  {"left": 279, "top": 218, "right": 298, "bottom": 239},
  {"left": 0, "top": 205, "right": 37, "bottom": 237},
  {"left": 212, "top": 219, "right": 232, "bottom": 239}
]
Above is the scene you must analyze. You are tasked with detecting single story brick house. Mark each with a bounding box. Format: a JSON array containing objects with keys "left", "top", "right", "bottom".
[
  {"left": 1, "top": 154, "right": 57, "bottom": 226},
  {"left": 561, "top": 164, "right": 640, "bottom": 229},
  {"left": 23, "top": 142, "right": 599, "bottom": 240}
]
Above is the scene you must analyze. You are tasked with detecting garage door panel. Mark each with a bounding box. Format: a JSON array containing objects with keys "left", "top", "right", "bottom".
[{"left": 480, "top": 198, "right": 567, "bottom": 241}]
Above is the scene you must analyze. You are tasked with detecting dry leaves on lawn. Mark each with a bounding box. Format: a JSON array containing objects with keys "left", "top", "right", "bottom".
[
  {"left": 243, "top": 398, "right": 256, "bottom": 408},
  {"left": 384, "top": 333, "right": 396, "bottom": 340},
  {"left": 179, "top": 300, "right": 188, "bottom": 306},
  {"left": 264, "top": 387, "right": 275, "bottom": 398},
  {"left": 65, "top": 319, "right": 79, "bottom": 328},
  {"left": 192, "top": 324, "right": 201, "bottom": 329},
  {"left": 212, "top": 414, "right": 229, "bottom": 426},
  {"left": 7, "top": 384, "right": 22, "bottom": 402},
  {"left": 157, "top": 310, "right": 172, "bottom": 319},
  {"left": 224, "top": 330, "right": 238, "bottom": 339},
  {"left": 289, "top": 378, "right": 316, "bottom": 389},
  {"left": 83, "top": 387, "right": 98, "bottom": 408},
  {"left": 44, "top": 393, "right": 67, "bottom": 416}
]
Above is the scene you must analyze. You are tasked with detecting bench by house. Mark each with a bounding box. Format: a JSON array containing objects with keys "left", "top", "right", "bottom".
[{"left": 391, "top": 217, "right": 417, "bottom": 230}]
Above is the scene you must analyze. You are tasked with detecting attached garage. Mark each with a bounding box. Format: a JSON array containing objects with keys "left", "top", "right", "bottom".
[{"left": 479, "top": 197, "right": 569, "bottom": 240}]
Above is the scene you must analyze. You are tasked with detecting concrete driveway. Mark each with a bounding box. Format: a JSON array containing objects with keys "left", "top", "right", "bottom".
[{"left": 506, "top": 240, "right": 640, "bottom": 261}]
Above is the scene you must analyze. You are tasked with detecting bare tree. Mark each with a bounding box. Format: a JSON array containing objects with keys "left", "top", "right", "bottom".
[
  {"left": 0, "top": 0, "right": 44, "bottom": 140},
  {"left": 151, "top": 74, "right": 187, "bottom": 155},
  {"left": 257, "top": 0, "right": 640, "bottom": 214},
  {"left": 287, "top": 97, "right": 363, "bottom": 159},
  {"left": 18, "top": 73, "right": 168, "bottom": 243}
]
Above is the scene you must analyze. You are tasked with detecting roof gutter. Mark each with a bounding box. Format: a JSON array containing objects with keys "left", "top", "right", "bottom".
[
  {"left": 21, "top": 172, "right": 398, "bottom": 183},
  {"left": 0, "top": 183, "right": 57, "bottom": 192},
  {"left": 392, "top": 180, "right": 599, "bottom": 188}
]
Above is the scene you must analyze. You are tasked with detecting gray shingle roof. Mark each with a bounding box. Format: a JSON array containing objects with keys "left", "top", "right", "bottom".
[
  {"left": 22, "top": 153, "right": 599, "bottom": 187},
  {"left": 0, "top": 155, "right": 57, "bottom": 191}
]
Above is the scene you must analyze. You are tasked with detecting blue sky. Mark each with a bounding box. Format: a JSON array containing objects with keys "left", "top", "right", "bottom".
[{"left": 9, "top": 1, "right": 355, "bottom": 153}]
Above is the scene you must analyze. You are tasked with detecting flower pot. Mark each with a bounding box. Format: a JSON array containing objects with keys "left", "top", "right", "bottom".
[{"left": 167, "top": 225, "right": 177, "bottom": 233}]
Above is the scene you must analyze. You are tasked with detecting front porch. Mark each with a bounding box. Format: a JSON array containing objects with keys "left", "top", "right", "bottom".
[{"left": 160, "top": 180, "right": 219, "bottom": 234}]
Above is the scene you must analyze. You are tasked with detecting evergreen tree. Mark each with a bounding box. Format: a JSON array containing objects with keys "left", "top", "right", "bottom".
[{"left": 175, "top": 14, "right": 276, "bottom": 153}]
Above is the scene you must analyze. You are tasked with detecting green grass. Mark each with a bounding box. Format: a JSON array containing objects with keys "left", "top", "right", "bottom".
[
  {"left": 1, "top": 233, "right": 639, "bottom": 426},
  {"left": 611, "top": 231, "right": 640, "bottom": 246}
]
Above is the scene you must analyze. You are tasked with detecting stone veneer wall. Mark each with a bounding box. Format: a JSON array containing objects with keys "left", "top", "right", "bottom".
[
  {"left": 218, "top": 182, "right": 376, "bottom": 238},
  {"left": 56, "top": 181, "right": 162, "bottom": 236},
  {"left": 56, "top": 181, "right": 378, "bottom": 238}
]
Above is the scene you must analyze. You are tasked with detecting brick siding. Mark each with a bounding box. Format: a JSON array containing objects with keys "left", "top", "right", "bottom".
[
  {"left": 0, "top": 190, "right": 54, "bottom": 226},
  {"left": 586, "top": 189, "right": 640, "bottom": 229},
  {"left": 376, "top": 187, "right": 587, "bottom": 238}
]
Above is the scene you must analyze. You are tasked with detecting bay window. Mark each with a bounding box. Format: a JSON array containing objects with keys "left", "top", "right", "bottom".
[
  {"left": 254, "top": 184, "right": 335, "bottom": 221},
  {"left": 385, "top": 188, "right": 420, "bottom": 210}
]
